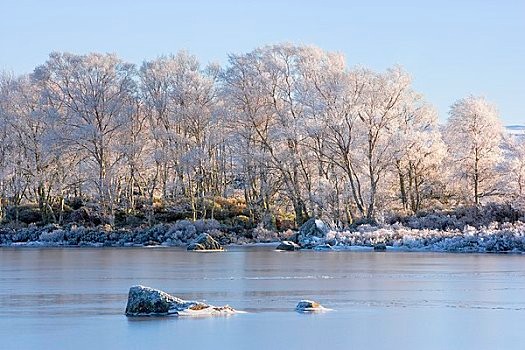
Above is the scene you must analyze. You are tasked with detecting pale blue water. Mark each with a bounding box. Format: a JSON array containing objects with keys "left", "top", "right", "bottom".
[{"left": 1, "top": 246, "right": 524, "bottom": 349}]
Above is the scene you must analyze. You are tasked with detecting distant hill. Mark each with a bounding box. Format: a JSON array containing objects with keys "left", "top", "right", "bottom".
[{"left": 506, "top": 125, "right": 525, "bottom": 138}]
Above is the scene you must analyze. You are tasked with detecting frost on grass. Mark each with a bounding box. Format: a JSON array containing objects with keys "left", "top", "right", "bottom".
[{"left": 322, "top": 222, "right": 525, "bottom": 253}]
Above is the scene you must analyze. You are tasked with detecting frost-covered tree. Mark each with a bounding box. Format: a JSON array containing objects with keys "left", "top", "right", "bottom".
[
  {"left": 3, "top": 75, "right": 59, "bottom": 222},
  {"left": 295, "top": 49, "right": 358, "bottom": 224},
  {"left": 502, "top": 132, "right": 525, "bottom": 201},
  {"left": 33, "top": 52, "right": 137, "bottom": 223},
  {"left": 222, "top": 44, "right": 326, "bottom": 226},
  {"left": 445, "top": 96, "right": 503, "bottom": 205},
  {"left": 116, "top": 98, "right": 149, "bottom": 214},
  {"left": 222, "top": 45, "right": 443, "bottom": 224},
  {"left": 348, "top": 66, "right": 417, "bottom": 219},
  {"left": 0, "top": 47, "right": 514, "bottom": 229},
  {"left": 393, "top": 100, "right": 446, "bottom": 213},
  {"left": 141, "top": 52, "right": 227, "bottom": 220},
  {"left": 0, "top": 73, "right": 16, "bottom": 222}
]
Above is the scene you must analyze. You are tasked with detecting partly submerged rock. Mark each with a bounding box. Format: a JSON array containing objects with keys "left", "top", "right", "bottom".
[
  {"left": 125, "top": 285, "right": 191, "bottom": 316},
  {"left": 313, "top": 243, "right": 333, "bottom": 251},
  {"left": 295, "top": 300, "right": 330, "bottom": 312},
  {"left": 187, "top": 233, "right": 224, "bottom": 251},
  {"left": 373, "top": 243, "right": 387, "bottom": 251},
  {"left": 125, "top": 285, "right": 237, "bottom": 316},
  {"left": 276, "top": 240, "right": 301, "bottom": 251},
  {"left": 298, "top": 218, "right": 330, "bottom": 247}
]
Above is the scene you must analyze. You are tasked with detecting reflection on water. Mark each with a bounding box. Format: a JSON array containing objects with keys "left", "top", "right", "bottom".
[{"left": 1, "top": 246, "right": 525, "bottom": 349}]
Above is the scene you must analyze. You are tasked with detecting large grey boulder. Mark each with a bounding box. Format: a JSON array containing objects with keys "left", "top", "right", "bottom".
[
  {"left": 276, "top": 240, "right": 301, "bottom": 251},
  {"left": 187, "top": 233, "right": 224, "bottom": 251},
  {"left": 125, "top": 285, "right": 236, "bottom": 316},
  {"left": 125, "top": 285, "right": 194, "bottom": 315},
  {"left": 297, "top": 218, "right": 330, "bottom": 247}
]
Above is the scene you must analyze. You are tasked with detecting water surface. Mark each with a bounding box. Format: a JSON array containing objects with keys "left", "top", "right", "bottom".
[{"left": 1, "top": 246, "right": 524, "bottom": 349}]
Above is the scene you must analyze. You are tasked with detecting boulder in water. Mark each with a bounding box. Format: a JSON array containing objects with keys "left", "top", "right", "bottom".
[
  {"left": 187, "top": 233, "right": 224, "bottom": 251},
  {"left": 313, "top": 244, "right": 333, "bottom": 251},
  {"left": 276, "top": 240, "right": 301, "bottom": 251},
  {"left": 125, "top": 285, "right": 237, "bottom": 316},
  {"left": 295, "top": 300, "right": 329, "bottom": 312},
  {"left": 298, "top": 218, "right": 329, "bottom": 247},
  {"left": 373, "top": 243, "right": 387, "bottom": 251}
]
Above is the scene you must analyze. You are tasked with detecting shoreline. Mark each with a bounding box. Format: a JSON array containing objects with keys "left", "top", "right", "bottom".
[
  {"left": 2, "top": 240, "right": 524, "bottom": 255},
  {"left": 1, "top": 220, "right": 525, "bottom": 254}
]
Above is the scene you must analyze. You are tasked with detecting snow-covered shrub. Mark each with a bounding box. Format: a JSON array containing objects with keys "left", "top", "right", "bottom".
[
  {"left": 252, "top": 224, "right": 279, "bottom": 242},
  {"left": 406, "top": 214, "right": 458, "bottom": 230},
  {"left": 12, "top": 227, "right": 40, "bottom": 242},
  {"left": 39, "top": 229, "right": 65, "bottom": 242},
  {"left": 165, "top": 220, "right": 198, "bottom": 244},
  {"left": 142, "top": 224, "right": 170, "bottom": 241},
  {"left": 207, "top": 228, "right": 233, "bottom": 245},
  {"left": 400, "top": 204, "right": 525, "bottom": 231},
  {"left": 279, "top": 229, "right": 295, "bottom": 240},
  {"left": 194, "top": 219, "right": 221, "bottom": 233},
  {"left": 75, "top": 227, "right": 108, "bottom": 243}
]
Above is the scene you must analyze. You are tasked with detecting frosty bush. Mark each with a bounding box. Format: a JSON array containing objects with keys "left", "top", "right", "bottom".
[
  {"left": 314, "top": 222, "right": 525, "bottom": 253},
  {"left": 194, "top": 219, "right": 221, "bottom": 233},
  {"left": 165, "top": 220, "right": 198, "bottom": 244},
  {"left": 143, "top": 224, "right": 170, "bottom": 241},
  {"left": 39, "top": 229, "right": 66, "bottom": 242},
  {"left": 207, "top": 228, "right": 234, "bottom": 245},
  {"left": 400, "top": 204, "right": 525, "bottom": 231},
  {"left": 12, "top": 227, "right": 40, "bottom": 242},
  {"left": 252, "top": 224, "right": 279, "bottom": 242}
]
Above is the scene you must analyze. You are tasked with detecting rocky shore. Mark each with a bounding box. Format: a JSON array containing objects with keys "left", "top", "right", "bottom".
[
  {"left": 0, "top": 219, "right": 290, "bottom": 247},
  {"left": 2, "top": 218, "right": 525, "bottom": 253}
]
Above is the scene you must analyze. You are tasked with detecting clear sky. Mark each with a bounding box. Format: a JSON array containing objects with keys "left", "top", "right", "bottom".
[{"left": 1, "top": 0, "right": 523, "bottom": 124}]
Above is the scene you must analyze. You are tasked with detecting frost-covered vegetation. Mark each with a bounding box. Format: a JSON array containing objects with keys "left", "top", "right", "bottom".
[
  {"left": 321, "top": 223, "right": 525, "bottom": 253},
  {"left": 0, "top": 218, "right": 294, "bottom": 247},
  {"left": 0, "top": 44, "right": 524, "bottom": 238},
  {"left": 1, "top": 205, "right": 525, "bottom": 253}
]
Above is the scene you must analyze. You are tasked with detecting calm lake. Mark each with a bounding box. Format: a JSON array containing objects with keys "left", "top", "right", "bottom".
[{"left": 1, "top": 246, "right": 524, "bottom": 349}]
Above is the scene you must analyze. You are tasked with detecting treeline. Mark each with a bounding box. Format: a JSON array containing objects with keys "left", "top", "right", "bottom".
[{"left": 0, "top": 44, "right": 523, "bottom": 229}]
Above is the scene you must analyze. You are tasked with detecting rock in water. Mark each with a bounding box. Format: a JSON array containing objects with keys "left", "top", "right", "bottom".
[
  {"left": 373, "top": 243, "right": 387, "bottom": 251},
  {"left": 313, "top": 244, "right": 333, "bottom": 251},
  {"left": 276, "top": 240, "right": 301, "bottom": 251},
  {"left": 187, "top": 233, "right": 224, "bottom": 251},
  {"left": 125, "top": 285, "right": 192, "bottom": 316},
  {"left": 298, "top": 218, "right": 329, "bottom": 247},
  {"left": 295, "top": 300, "right": 329, "bottom": 312},
  {"left": 125, "top": 285, "right": 237, "bottom": 316}
]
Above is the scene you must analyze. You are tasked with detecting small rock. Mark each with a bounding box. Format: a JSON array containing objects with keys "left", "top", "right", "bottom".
[
  {"left": 313, "top": 244, "right": 333, "bottom": 251},
  {"left": 276, "top": 241, "right": 301, "bottom": 251},
  {"left": 187, "top": 233, "right": 224, "bottom": 251},
  {"left": 373, "top": 243, "right": 387, "bottom": 251},
  {"left": 295, "top": 300, "right": 328, "bottom": 312}
]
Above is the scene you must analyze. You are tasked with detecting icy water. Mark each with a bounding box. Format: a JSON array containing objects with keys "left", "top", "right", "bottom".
[{"left": 1, "top": 247, "right": 525, "bottom": 350}]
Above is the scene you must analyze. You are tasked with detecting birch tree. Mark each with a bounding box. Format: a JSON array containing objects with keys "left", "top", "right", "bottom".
[
  {"left": 34, "top": 52, "right": 137, "bottom": 224},
  {"left": 445, "top": 96, "right": 503, "bottom": 205}
]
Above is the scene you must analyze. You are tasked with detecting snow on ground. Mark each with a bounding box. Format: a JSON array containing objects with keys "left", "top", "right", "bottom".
[{"left": 317, "top": 222, "right": 525, "bottom": 253}]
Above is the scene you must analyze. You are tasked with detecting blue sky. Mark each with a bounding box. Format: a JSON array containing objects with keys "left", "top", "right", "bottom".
[{"left": 1, "top": 0, "right": 523, "bottom": 124}]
